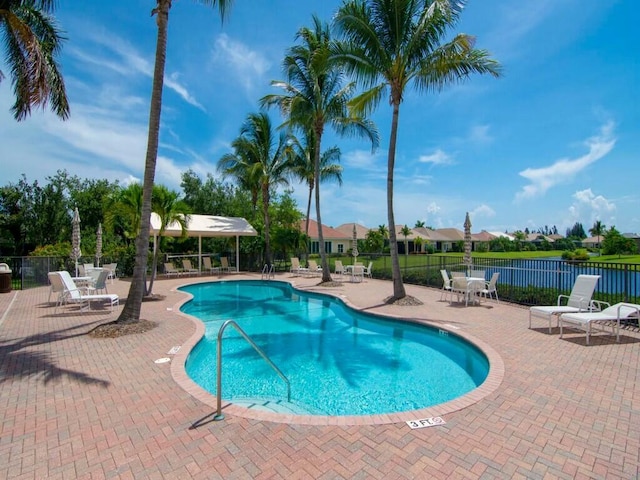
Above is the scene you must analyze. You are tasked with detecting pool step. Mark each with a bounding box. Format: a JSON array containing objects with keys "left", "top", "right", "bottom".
[{"left": 231, "top": 397, "right": 328, "bottom": 415}]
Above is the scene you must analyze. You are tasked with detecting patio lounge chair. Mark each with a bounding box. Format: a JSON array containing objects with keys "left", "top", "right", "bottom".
[
  {"left": 220, "top": 257, "right": 236, "bottom": 273},
  {"left": 55, "top": 271, "right": 119, "bottom": 312},
  {"left": 181, "top": 259, "right": 199, "bottom": 275},
  {"left": 529, "top": 274, "right": 600, "bottom": 333},
  {"left": 202, "top": 257, "right": 220, "bottom": 275},
  {"left": 306, "top": 260, "right": 322, "bottom": 277},
  {"left": 334, "top": 260, "right": 345, "bottom": 277},
  {"left": 559, "top": 302, "right": 640, "bottom": 345},
  {"left": 290, "top": 257, "right": 304, "bottom": 275},
  {"left": 164, "top": 262, "right": 182, "bottom": 277}
]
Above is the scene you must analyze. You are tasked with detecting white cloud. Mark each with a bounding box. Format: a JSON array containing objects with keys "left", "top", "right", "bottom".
[
  {"left": 212, "top": 34, "right": 270, "bottom": 94},
  {"left": 468, "top": 124, "right": 493, "bottom": 144},
  {"left": 471, "top": 204, "right": 496, "bottom": 218},
  {"left": 567, "top": 188, "right": 616, "bottom": 229},
  {"left": 70, "top": 33, "right": 204, "bottom": 109},
  {"left": 515, "top": 121, "right": 616, "bottom": 201},
  {"left": 418, "top": 149, "right": 454, "bottom": 165}
]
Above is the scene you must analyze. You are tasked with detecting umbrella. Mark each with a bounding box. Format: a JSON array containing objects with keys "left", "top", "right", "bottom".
[
  {"left": 95, "top": 223, "right": 103, "bottom": 267},
  {"left": 71, "top": 207, "right": 82, "bottom": 277},
  {"left": 463, "top": 212, "right": 472, "bottom": 272},
  {"left": 352, "top": 224, "right": 359, "bottom": 262}
]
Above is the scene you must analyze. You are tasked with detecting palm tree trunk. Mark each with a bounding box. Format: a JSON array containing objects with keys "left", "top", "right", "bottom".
[
  {"left": 116, "top": 0, "right": 170, "bottom": 322},
  {"left": 262, "top": 183, "right": 271, "bottom": 266},
  {"left": 387, "top": 101, "right": 406, "bottom": 300},
  {"left": 304, "top": 183, "right": 313, "bottom": 265},
  {"left": 315, "top": 132, "right": 332, "bottom": 283}
]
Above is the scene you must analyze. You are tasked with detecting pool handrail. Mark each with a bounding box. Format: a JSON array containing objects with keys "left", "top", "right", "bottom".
[{"left": 214, "top": 319, "right": 291, "bottom": 421}]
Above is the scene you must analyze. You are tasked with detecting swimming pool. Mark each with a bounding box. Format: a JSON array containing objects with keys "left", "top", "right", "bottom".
[{"left": 181, "top": 280, "right": 489, "bottom": 416}]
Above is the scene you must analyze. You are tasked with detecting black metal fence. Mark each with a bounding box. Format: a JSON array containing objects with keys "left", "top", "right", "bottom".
[{"left": 368, "top": 254, "right": 640, "bottom": 306}]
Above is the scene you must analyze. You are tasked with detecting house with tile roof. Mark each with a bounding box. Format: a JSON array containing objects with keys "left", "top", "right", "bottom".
[{"left": 300, "top": 219, "right": 353, "bottom": 255}]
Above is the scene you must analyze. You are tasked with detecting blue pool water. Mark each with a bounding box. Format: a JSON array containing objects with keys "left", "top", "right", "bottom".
[{"left": 181, "top": 280, "right": 489, "bottom": 416}]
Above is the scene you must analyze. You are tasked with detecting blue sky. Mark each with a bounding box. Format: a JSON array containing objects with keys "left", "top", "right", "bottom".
[{"left": 1, "top": 0, "right": 638, "bottom": 235}]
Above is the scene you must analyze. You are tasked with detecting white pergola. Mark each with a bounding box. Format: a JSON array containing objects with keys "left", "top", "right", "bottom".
[{"left": 150, "top": 213, "right": 258, "bottom": 271}]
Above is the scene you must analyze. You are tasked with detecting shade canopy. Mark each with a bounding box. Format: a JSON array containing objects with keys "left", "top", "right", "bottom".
[
  {"left": 150, "top": 213, "right": 258, "bottom": 238},
  {"left": 149, "top": 213, "right": 258, "bottom": 272}
]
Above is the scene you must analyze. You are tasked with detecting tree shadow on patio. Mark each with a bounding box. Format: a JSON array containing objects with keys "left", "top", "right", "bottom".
[{"left": 0, "top": 323, "right": 111, "bottom": 387}]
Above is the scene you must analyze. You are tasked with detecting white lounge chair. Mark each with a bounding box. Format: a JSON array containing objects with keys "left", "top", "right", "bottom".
[
  {"left": 529, "top": 274, "right": 600, "bottom": 333},
  {"left": 164, "top": 262, "right": 182, "bottom": 277},
  {"left": 181, "top": 259, "right": 199, "bottom": 275},
  {"left": 220, "top": 257, "right": 236, "bottom": 273},
  {"left": 560, "top": 302, "right": 640, "bottom": 345},
  {"left": 334, "top": 260, "right": 345, "bottom": 277},
  {"left": 307, "top": 260, "right": 322, "bottom": 277},
  {"left": 202, "top": 257, "right": 220, "bottom": 275},
  {"left": 55, "top": 271, "right": 119, "bottom": 312},
  {"left": 290, "top": 257, "right": 304, "bottom": 275}
]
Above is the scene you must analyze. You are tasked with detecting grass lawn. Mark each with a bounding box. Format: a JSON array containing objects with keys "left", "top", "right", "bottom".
[{"left": 321, "top": 250, "right": 640, "bottom": 271}]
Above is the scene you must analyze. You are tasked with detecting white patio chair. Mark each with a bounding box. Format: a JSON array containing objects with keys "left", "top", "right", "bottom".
[
  {"left": 529, "top": 274, "right": 600, "bottom": 333},
  {"left": 440, "top": 270, "right": 452, "bottom": 301},
  {"left": 480, "top": 272, "right": 500, "bottom": 302}
]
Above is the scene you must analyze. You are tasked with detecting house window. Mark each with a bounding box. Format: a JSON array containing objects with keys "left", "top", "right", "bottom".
[
  {"left": 325, "top": 241, "right": 332, "bottom": 254},
  {"left": 337, "top": 243, "right": 344, "bottom": 253},
  {"left": 309, "top": 241, "right": 319, "bottom": 254}
]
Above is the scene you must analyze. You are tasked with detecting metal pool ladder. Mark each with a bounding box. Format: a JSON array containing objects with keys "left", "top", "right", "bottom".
[
  {"left": 261, "top": 263, "right": 275, "bottom": 280},
  {"left": 214, "top": 320, "right": 290, "bottom": 421}
]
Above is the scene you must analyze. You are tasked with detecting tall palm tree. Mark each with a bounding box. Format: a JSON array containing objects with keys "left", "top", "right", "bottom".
[
  {"left": 589, "top": 220, "right": 606, "bottom": 237},
  {"left": 1, "top": 0, "right": 69, "bottom": 120},
  {"left": 334, "top": 0, "right": 501, "bottom": 301},
  {"left": 289, "top": 132, "right": 343, "bottom": 263},
  {"left": 148, "top": 185, "right": 190, "bottom": 296},
  {"left": 261, "top": 15, "right": 378, "bottom": 283},
  {"left": 218, "top": 112, "right": 293, "bottom": 266},
  {"left": 117, "top": 0, "right": 232, "bottom": 324}
]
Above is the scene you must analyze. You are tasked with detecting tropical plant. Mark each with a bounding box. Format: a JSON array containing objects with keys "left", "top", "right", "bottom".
[
  {"left": 414, "top": 220, "right": 425, "bottom": 228},
  {"left": 589, "top": 220, "right": 606, "bottom": 238},
  {"left": 334, "top": 0, "right": 501, "bottom": 301},
  {"left": 105, "top": 183, "right": 144, "bottom": 242},
  {"left": 261, "top": 14, "right": 378, "bottom": 282},
  {"left": 117, "top": 0, "right": 233, "bottom": 324},
  {"left": 147, "top": 185, "right": 190, "bottom": 296},
  {"left": 0, "top": 0, "right": 69, "bottom": 120},
  {"left": 218, "top": 112, "right": 293, "bottom": 266}
]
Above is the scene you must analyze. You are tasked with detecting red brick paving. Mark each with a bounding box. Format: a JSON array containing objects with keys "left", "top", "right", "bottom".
[{"left": 1, "top": 272, "right": 639, "bottom": 479}]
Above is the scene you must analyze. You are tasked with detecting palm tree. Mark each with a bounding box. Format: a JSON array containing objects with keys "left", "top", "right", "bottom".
[
  {"left": 589, "top": 220, "right": 606, "bottom": 256},
  {"left": 148, "top": 185, "right": 190, "bottom": 296},
  {"left": 289, "top": 132, "right": 343, "bottom": 263},
  {"left": 104, "top": 183, "right": 144, "bottom": 242},
  {"left": 414, "top": 220, "right": 426, "bottom": 228},
  {"left": 0, "top": 0, "right": 69, "bottom": 120},
  {"left": 377, "top": 224, "right": 389, "bottom": 251},
  {"left": 334, "top": 0, "right": 501, "bottom": 302},
  {"left": 261, "top": 15, "right": 378, "bottom": 282},
  {"left": 117, "top": 0, "right": 232, "bottom": 324},
  {"left": 400, "top": 225, "right": 411, "bottom": 256},
  {"left": 218, "top": 112, "right": 293, "bottom": 266}
]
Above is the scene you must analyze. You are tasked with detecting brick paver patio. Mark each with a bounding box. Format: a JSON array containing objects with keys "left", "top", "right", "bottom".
[{"left": 0, "top": 272, "right": 638, "bottom": 479}]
